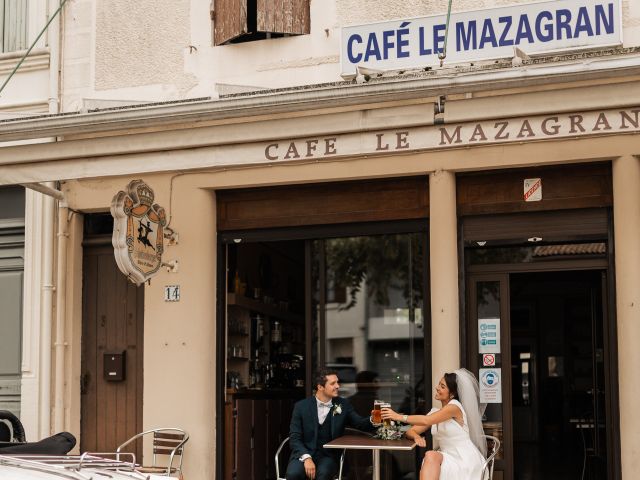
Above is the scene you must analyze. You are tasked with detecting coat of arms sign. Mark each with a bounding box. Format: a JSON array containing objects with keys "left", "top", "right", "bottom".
[{"left": 110, "top": 180, "right": 167, "bottom": 285}]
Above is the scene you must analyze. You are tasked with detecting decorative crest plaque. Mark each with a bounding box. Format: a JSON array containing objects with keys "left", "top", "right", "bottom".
[{"left": 111, "top": 180, "right": 167, "bottom": 285}]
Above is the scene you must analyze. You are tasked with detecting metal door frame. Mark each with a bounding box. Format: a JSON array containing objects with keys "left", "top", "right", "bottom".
[{"left": 465, "top": 257, "right": 616, "bottom": 480}]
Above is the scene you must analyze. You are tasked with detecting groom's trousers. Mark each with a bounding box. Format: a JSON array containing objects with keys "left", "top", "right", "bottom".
[{"left": 285, "top": 455, "right": 338, "bottom": 480}]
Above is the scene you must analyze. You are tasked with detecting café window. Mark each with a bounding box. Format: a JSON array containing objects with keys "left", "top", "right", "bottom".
[
  {"left": 211, "top": 0, "right": 310, "bottom": 45},
  {"left": 0, "top": 0, "right": 28, "bottom": 53}
]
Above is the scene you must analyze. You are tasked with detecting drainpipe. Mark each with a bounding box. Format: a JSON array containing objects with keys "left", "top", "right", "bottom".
[
  {"left": 46, "top": 0, "right": 66, "bottom": 436},
  {"left": 39, "top": 190, "right": 55, "bottom": 438},
  {"left": 51, "top": 0, "right": 66, "bottom": 434},
  {"left": 22, "top": 182, "right": 68, "bottom": 435},
  {"left": 48, "top": 0, "right": 64, "bottom": 114},
  {"left": 53, "top": 199, "right": 69, "bottom": 433}
]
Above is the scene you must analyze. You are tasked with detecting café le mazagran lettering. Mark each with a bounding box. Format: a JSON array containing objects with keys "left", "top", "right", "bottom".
[
  {"left": 262, "top": 108, "right": 639, "bottom": 161},
  {"left": 341, "top": 0, "right": 622, "bottom": 74}
]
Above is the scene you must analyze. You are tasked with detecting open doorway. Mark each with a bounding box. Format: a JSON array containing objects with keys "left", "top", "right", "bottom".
[
  {"left": 510, "top": 271, "right": 607, "bottom": 480},
  {"left": 466, "top": 242, "right": 616, "bottom": 480},
  {"left": 220, "top": 228, "right": 428, "bottom": 480}
]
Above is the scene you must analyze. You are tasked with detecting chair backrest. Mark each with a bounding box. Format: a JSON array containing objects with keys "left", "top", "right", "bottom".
[
  {"left": 117, "top": 427, "right": 189, "bottom": 476},
  {"left": 481, "top": 434, "right": 500, "bottom": 480},
  {"left": 274, "top": 436, "right": 290, "bottom": 480}
]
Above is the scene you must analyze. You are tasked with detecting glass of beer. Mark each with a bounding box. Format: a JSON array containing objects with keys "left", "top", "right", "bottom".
[
  {"left": 372, "top": 400, "right": 383, "bottom": 424},
  {"left": 380, "top": 402, "right": 392, "bottom": 427}
]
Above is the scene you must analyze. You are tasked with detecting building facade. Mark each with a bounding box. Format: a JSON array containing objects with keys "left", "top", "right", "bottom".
[{"left": 1, "top": 0, "right": 639, "bottom": 479}]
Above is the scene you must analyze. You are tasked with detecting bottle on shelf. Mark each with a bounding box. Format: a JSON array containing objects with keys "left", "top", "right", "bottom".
[
  {"left": 255, "top": 314, "right": 264, "bottom": 341},
  {"left": 233, "top": 270, "right": 241, "bottom": 293},
  {"left": 271, "top": 320, "right": 282, "bottom": 343}
]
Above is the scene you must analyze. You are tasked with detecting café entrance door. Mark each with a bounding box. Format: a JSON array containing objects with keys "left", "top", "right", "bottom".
[{"left": 467, "top": 260, "right": 614, "bottom": 480}]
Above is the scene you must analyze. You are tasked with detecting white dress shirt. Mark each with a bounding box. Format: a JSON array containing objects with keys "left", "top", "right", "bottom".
[{"left": 316, "top": 397, "right": 333, "bottom": 425}]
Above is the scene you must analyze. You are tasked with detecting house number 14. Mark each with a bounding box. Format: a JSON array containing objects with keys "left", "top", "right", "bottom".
[{"left": 164, "top": 285, "right": 180, "bottom": 302}]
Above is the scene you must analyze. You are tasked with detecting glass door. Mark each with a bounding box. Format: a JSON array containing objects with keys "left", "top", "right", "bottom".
[
  {"left": 467, "top": 274, "right": 513, "bottom": 480},
  {"left": 312, "top": 232, "right": 427, "bottom": 478}
]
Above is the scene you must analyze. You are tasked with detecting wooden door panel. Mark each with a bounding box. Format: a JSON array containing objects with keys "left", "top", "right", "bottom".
[
  {"left": 235, "top": 399, "right": 252, "bottom": 479},
  {"left": 253, "top": 399, "right": 267, "bottom": 479},
  {"left": 81, "top": 245, "right": 143, "bottom": 458},
  {"left": 266, "top": 399, "right": 281, "bottom": 477}
]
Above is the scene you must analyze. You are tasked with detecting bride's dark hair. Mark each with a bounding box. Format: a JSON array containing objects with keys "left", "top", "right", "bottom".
[{"left": 444, "top": 373, "right": 459, "bottom": 400}]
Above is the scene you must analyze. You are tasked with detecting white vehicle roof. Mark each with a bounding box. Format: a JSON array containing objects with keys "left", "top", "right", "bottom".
[{"left": 0, "top": 454, "right": 167, "bottom": 480}]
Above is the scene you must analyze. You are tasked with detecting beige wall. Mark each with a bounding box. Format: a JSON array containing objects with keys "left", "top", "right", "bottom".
[
  {"left": 612, "top": 155, "right": 640, "bottom": 478},
  {"left": 62, "top": 176, "right": 217, "bottom": 477},
  {"left": 429, "top": 170, "right": 460, "bottom": 399},
  {"left": 58, "top": 0, "right": 640, "bottom": 107}
]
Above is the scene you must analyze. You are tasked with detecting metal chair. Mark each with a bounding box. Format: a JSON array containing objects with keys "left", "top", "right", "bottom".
[
  {"left": 275, "top": 437, "right": 346, "bottom": 480},
  {"left": 116, "top": 428, "right": 188, "bottom": 477},
  {"left": 481, "top": 434, "right": 500, "bottom": 480}
]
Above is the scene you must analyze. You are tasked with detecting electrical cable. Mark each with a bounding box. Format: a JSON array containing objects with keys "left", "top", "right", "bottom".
[{"left": 438, "top": 0, "right": 454, "bottom": 66}]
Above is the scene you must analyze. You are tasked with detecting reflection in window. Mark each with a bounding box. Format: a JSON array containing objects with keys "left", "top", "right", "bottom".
[
  {"left": 314, "top": 234, "right": 425, "bottom": 414},
  {"left": 467, "top": 243, "right": 606, "bottom": 266},
  {"left": 314, "top": 233, "right": 427, "bottom": 479}
]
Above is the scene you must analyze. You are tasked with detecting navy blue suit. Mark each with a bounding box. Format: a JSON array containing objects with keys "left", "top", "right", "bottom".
[{"left": 286, "top": 396, "right": 374, "bottom": 480}]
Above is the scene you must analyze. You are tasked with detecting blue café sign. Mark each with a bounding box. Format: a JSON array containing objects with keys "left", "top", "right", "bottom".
[{"left": 340, "top": 0, "right": 622, "bottom": 75}]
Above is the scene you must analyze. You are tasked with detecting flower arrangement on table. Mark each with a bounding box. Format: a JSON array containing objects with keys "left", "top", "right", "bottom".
[{"left": 374, "top": 420, "right": 404, "bottom": 440}]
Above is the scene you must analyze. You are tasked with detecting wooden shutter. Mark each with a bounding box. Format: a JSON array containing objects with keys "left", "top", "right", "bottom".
[
  {"left": 3, "top": 0, "right": 28, "bottom": 52},
  {"left": 216, "top": 177, "right": 429, "bottom": 231},
  {"left": 457, "top": 162, "right": 612, "bottom": 216},
  {"left": 462, "top": 208, "right": 609, "bottom": 243},
  {"left": 257, "top": 0, "right": 309, "bottom": 35},
  {"left": 212, "top": 0, "right": 248, "bottom": 46}
]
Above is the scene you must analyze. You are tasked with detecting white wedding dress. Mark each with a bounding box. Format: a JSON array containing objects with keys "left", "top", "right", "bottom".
[{"left": 428, "top": 399, "right": 486, "bottom": 480}]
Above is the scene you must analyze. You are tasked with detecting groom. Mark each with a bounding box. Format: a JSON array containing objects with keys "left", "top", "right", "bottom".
[{"left": 286, "top": 368, "right": 376, "bottom": 480}]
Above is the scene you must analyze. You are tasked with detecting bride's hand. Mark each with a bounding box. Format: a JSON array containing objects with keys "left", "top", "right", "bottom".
[
  {"left": 381, "top": 407, "right": 400, "bottom": 422},
  {"left": 414, "top": 436, "right": 426, "bottom": 448}
]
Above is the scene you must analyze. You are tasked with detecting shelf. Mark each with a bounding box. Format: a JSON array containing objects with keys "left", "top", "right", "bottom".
[
  {"left": 228, "top": 331, "right": 249, "bottom": 337},
  {"left": 228, "top": 356, "right": 249, "bottom": 361},
  {"left": 227, "top": 293, "right": 303, "bottom": 323}
]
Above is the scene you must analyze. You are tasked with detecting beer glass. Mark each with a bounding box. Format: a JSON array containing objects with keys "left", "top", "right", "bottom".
[
  {"left": 380, "top": 402, "right": 392, "bottom": 427},
  {"left": 372, "top": 400, "right": 383, "bottom": 424}
]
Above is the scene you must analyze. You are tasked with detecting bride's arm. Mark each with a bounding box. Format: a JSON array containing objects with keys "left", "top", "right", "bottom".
[
  {"left": 405, "top": 425, "right": 428, "bottom": 447},
  {"left": 382, "top": 403, "right": 460, "bottom": 427}
]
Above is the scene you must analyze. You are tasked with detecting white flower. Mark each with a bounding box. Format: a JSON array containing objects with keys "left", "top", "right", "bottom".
[
  {"left": 333, "top": 404, "right": 342, "bottom": 416},
  {"left": 374, "top": 421, "right": 403, "bottom": 440}
]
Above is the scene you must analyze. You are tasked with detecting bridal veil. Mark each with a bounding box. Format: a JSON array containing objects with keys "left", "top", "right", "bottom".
[{"left": 454, "top": 368, "right": 488, "bottom": 458}]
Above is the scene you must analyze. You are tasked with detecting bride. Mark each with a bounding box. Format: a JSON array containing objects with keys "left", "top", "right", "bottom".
[{"left": 381, "top": 369, "right": 487, "bottom": 480}]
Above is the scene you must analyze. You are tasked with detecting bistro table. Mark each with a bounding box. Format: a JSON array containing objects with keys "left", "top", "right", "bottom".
[{"left": 324, "top": 434, "right": 416, "bottom": 480}]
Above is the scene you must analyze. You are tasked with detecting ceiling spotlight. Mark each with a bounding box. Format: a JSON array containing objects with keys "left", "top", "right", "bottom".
[
  {"left": 527, "top": 236, "right": 543, "bottom": 243},
  {"left": 476, "top": 241, "right": 487, "bottom": 246}
]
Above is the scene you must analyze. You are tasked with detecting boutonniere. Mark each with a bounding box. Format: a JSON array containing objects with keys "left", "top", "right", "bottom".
[{"left": 332, "top": 403, "right": 342, "bottom": 416}]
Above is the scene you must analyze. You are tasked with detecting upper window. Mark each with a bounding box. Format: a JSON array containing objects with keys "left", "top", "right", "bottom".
[
  {"left": 211, "top": 0, "right": 310, "bottom": 46},
  {"left": 0, "top": 0, "right": 28, "bottom": 53}
]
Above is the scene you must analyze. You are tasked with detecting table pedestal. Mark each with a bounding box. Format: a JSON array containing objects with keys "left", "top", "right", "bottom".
[{"left": 372, "top": 449, "right": 380, "bottom": 480}]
